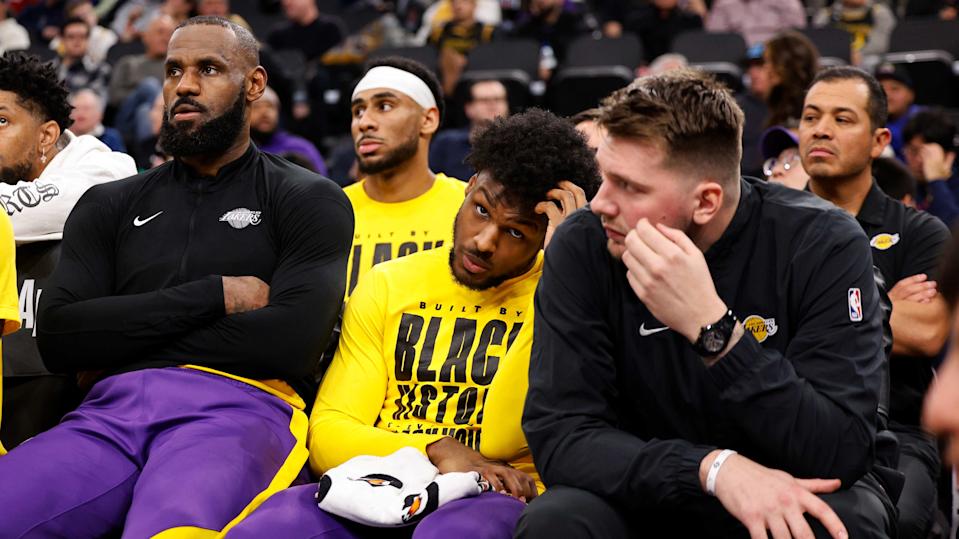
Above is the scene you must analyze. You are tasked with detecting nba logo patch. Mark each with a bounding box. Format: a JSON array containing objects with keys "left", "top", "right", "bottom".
[{"left": 848, "top": 288, "right": 863, "bottom": 322}]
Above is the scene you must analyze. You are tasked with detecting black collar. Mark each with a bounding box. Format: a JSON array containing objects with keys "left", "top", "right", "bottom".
[
  {"left": 855, "top": 180, "right": 887, "bottom": 228},
  {"left": 171, "top": 142, "right": 259, "bottom": 189},
  {"left": 705, "top": 177, "right": 757, "bottom": 263}
]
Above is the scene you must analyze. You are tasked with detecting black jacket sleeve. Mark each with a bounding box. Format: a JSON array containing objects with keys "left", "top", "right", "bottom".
[
  {"left": 523, "top": 214, "right": 717, "bottom": 509},
  {"left": 706, "top": 213, "right": 881, "bottom": 486},
  {"left": 38, "top": 189, "right": 227, "bottom": 373},
  {"left": 145, "top": 187, "right": 354, "bottom": 381}
]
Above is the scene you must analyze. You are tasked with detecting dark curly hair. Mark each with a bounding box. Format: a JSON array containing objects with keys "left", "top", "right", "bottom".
[
  {"left": 764, "top": 30, "right": 819, "bottom": 129},
  {"left": 364, "top": 56, "right": 445, "bottom": 126},
  {"left": 466, "top": 108, "right": 601, "bottom": 210},
  {"left": 0, "top": 51, "right": 73, "bottom": 131}
]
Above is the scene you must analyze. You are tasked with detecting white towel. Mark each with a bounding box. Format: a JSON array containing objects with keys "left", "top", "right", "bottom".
[{"left": 315, "top": 447, "right": 489, "bottom": 527}]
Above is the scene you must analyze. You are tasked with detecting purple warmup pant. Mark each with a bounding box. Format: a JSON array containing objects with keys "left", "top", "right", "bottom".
[
  {"left": 224, "top": 485, "right": 526, "bottom": 539},
  {"left": 0, "top": 367, "right": 308, "bottom": 538}
]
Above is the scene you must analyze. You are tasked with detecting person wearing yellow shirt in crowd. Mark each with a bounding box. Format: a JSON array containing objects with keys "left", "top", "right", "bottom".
[
  {"left": 345, "top": 57, "right": 466, "bottom": 298},
  {"left": 224, "top": 109, "right": 600, "bottom": 538},
  {"left": 0, "top": 212, "right": 20, "bottom": 455}
]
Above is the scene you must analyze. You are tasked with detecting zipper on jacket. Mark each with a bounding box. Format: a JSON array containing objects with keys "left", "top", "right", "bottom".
[{"left": 177, "top": 180, "right": 203, "bottom": 281}]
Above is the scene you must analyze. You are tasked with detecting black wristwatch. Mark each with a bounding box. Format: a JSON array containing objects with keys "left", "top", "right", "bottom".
[{"left": 692, "top": 310, "right": 738, "bottom": 357}]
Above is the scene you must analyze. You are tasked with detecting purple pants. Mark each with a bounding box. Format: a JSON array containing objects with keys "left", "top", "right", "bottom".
[
  {"left": 224, "top": 485, "right": 526, "bottom": 539},
  {"left": 0, "top": 367, "right": 308, "bottom": 538}
]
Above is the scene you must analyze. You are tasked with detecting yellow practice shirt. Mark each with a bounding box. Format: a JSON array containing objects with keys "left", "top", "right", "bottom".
[
  {"left": 0, "top": 213, "right": 21, "bottom": 455},
  {"left": 310, "top": 246, "right": 543, "bottom": 491},
  {"left": 343, "top": 174, "right": 465, "bottom": 298}
]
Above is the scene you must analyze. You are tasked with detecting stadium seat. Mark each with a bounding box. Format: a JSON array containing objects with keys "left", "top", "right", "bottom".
[
  {"left": 800, "top": 27, "right": 851, "bottom": 67},
  {"left": 105, "top": 40, "right": 145, "bottom": 66},
  {"left": 672, "top": 30, "right": 746, "bottom": 92},
  {"left": 458, "top": 39, "right": 541, "bottom": 111},
  {"left": 882, "top": 19, "right": 959, "bottom": 108},
  {"left": 546, "top": 34, "right": 642, "bottom": 117},
  {"left": 25, "top": 43, "right": 57, "bottom": 64},
  {"left": 368, "top": 46, "right": 439, "bottom": 75}
]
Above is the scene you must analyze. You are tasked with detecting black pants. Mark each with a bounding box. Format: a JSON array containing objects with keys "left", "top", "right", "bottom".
[
  {"left": 892, "top": 423, "right": 940, "bottom": 539},
  {"left": 515, "top": 474, "right": 895, "bottom": 539}
]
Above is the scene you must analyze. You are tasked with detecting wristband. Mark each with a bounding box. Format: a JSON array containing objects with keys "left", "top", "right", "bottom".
[{"left": 706, "top": 449, "right": 737, "bottom": 496}]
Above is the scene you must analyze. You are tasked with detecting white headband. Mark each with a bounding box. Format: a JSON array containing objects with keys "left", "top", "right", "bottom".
[{"left": 351, "top": 66, "right": 437, "bottom": 111}]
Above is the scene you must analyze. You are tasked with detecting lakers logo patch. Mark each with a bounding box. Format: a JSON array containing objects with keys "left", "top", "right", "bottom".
[
  {"left": 351, "top": 474, "right": 403, "bottom": 489},
  {"left": 870, "top": 233, "right": 900, "bottom": 251},
  {"left": 743, "top": 315, "right": 778, "bottom": 343},
  {"left": 219, "top": 208, "right": 262, "bottom": 229}
]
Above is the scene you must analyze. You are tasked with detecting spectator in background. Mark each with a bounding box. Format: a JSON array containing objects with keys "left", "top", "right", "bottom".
[
  {"left": 813, "top": 0, "right": 895, "bottom": 64},
  {"left": 0, "top": 0, "right": 29, "bottom": 53},
  {"left": 922, "top": 235, "right": 959, "bottom": 468},
  {"left": 903, "top": 109, "right": 959, "bottom": 227},
  {"left": 509, "top": 0, "right": 593, "bottom": 80},
  {"left": 623, "top": 0, "right": 702, "bottom": 64},
  {"left": 16, "top": 0, "right": 65, "bottom": 43},
  {"left": 430, "top": 79, "right": 508, "bottom": 179},
  {"left": 876, "top": 63, "right": 920, "bottom": 161},
  {"left": 107, "top": 14, "right": 174, "bottom": 109},
  {"left": 570, "top": 107, "right": 601, "bottom": 149},
  {"left": 759, "top": 125, "right": 807, "bottom": 189},
  {"left": 801, "top": 67, "right": 949, "bottom": 539},
  {"left": 112, "top": 0, "right": 194, "bottom": 43},
  {"left": 762, "top": 30, "right": 818, "bottom": 129},
  {"left": 429, "top": 0, "right": 496, "bottom": 95},
  {"left": 705, "top": 0, "right": 805, "bottom": 46},
  {"left": 874, "top": 156, "right": 917, "bottom": 207},
  {"left": 738, "top": 43, "right": 769, "bottom": 176},
  {"left": 52, "top": 18, "right": 111, "bottom": 97},
  {"left": 48, "top": 0, "right": 116, "bottom": 65},
  {"left": 69, "top": 89, "right": 125, "bottom": 152},
  {"left": 251, "top": 86, "right": 328, "bottom": 176},
  {"left": 196, "top": 0, "right": 250, "bottom": 31},
  {"left": 416, "top": 0, "right": 501, "bottom": 46},
  {"left": 267, "top": 0, "right": 345, "bottom": 62}
]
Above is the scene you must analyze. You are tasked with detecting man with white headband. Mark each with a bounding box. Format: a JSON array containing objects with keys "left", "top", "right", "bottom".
[{"left": 343, "top": 57, "right": 466, "bottom": 298}]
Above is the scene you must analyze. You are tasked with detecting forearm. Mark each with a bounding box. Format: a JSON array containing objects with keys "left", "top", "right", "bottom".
[
  {"left": 525, "top": 406, "right": 716, "bottom": 506},
  {"left": 707, "top": 335, "right": 877, "bottom": 484},
  {"left": 308, "top": 410, "right": 445, "bottom": 475},
  {"left": 37, "top": 276, "right": 224, "bottom": 372},
  {"left": 891, "top": 297, "right": 950, "bottom": 356}
]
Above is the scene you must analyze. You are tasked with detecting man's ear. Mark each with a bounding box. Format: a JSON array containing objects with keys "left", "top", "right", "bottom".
[
  {"left": 690, "top": 181, "right": 724, "bottom": 226},
  {"left": 246, "top": 66, "right": 268, "bottom": 103},
  {"left": 871, "top": 127, "right": 892, "bottom": 159},
  {"left": 421, "top": 107, "right": 440, "bottom": 137},
  {"left": 38, "top": 119, "right": 61, "bottom": 156}
]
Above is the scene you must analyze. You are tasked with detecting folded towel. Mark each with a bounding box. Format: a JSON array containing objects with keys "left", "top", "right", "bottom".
[{"left": 315, "top": 446, "right": 489, "bottom": 527}]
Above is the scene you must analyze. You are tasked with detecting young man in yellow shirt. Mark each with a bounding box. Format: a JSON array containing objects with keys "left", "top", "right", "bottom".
[
  {"left": 345, "top": 57, "right": 467, "bottom": 297},
  {"left": 0, "top": 212, "right": 21, "bottom": 455},
  {"left": 225, "top": 109, "right": 599, "bottom": 538}
]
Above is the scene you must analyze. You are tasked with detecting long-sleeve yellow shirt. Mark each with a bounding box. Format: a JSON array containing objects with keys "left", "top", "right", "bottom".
[{"left": 309, "top": 246, "right": 542, "bottom": 491}]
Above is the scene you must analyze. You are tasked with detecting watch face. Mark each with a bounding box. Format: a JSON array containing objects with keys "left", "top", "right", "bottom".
[{"left": 702, "top": 330, "right": 726, "bottom": 354}]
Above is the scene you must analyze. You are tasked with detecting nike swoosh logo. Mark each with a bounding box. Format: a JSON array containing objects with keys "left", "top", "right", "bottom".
[
  {"left": 133, "top": 211, "right": 163, "bottom": 227},
  {"left": 639, "top": 323, "right": 669, "bottom": 337}
]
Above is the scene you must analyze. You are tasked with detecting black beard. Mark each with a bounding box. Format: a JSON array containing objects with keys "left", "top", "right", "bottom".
[
  {"left": 356, "top": 131, "right": 419, "bottom": 175},
  {"left": 0, "top": 160, "right": 33, "bottom": 185},
  {"left": 447, "top": 213, "right": 531, "bottom": 291},
  {"left": 159, "top": 91, "right": 247, "bottom": 158}
]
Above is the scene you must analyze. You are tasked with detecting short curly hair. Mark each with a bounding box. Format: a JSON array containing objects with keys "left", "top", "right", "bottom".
[
  {"left": 0, "top": 51, "right": 73, "bottom": 131},
  {"left": 466, "top": 108, "right": 601, "bottom": 210}
]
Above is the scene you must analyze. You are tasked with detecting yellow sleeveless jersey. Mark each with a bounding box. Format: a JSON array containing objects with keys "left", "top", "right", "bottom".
[
  {"left": 0, "top": 213, "right": 21, "bottom": 455},
  {"left": 343, "top": 174, "right": 465, "bottom": 298},
  {"left": 309, "top": 246, "right": 543, "bottom": 490}
]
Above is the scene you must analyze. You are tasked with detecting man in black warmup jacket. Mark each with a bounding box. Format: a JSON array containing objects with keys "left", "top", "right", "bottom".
[
  {"left": 0, "top": 16, "right": 353, "bottom": 538},
  {"left": 518, "top": 70, "right": 896, "bottom": 539}
]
